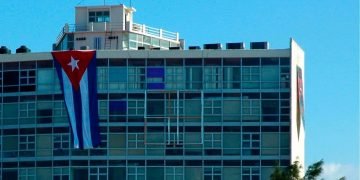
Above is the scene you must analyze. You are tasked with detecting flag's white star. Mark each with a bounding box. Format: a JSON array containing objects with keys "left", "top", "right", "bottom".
[{"left": 68, "top": 56, "right": 79, "bottom": 71}]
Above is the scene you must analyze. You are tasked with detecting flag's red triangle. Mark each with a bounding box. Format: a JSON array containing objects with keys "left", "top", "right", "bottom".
[{"left": 52, "top": 51, "right": 95, "bottom": 91}]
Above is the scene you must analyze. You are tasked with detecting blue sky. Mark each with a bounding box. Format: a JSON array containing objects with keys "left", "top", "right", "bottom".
[{"left": 1, "top": 0, "right": 359, "bottom": 178}]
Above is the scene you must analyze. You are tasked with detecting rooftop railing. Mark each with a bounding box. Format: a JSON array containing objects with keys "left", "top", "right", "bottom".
[
  {"left": 132, "top": 23, "right": 179, "bottom": 41},
  {"left": 56, "top": 22, "right": 179, "bottom": 46}
]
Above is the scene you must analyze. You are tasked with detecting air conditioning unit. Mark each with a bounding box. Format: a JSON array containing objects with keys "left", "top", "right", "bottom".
[
  {"left": 169, "top": 47, "right": 180, "bottom": 50},
  {"left": 189, "top": 46, "right": 201, "bottom": 50},
  {"left": 16, "top": 45, "right": 31, "bottom": 53},
  {"left": 226, "top": 42, "right": 245, "bottom": 49},
  {"left": 203, "top": 43, "right": 222, "bottom": 50},
  {"left": 0, "top": 46, "right": 11, "bottom": 54},
  {"left": 250, "top": 42, "right": 269, "bottom": 49}
]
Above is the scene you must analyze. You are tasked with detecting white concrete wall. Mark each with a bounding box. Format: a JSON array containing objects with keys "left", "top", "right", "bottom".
[
  {"left": 75, "top": 7, "right": 88, "bottom": 26},
  {"left": 290, "top": 38, "right": 305, "bottom": 175},
  {"left": 74, "top": 32, "right": 125, "bottom": 50},
  {"left": 110, "top": 5, "right": 125, "bottom": 31},
  {"left": 75, "top": 5, "right": 126, "bottom": 32}
]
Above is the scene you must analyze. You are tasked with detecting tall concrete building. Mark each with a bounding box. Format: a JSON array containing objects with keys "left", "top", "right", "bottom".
[{"left": 0, "top": 4, "right": 305, "bottom": 180}]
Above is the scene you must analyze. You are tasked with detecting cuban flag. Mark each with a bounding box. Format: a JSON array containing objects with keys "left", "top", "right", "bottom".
[{"left": 52, "top": 50, "right": 100, "bottom": 149}]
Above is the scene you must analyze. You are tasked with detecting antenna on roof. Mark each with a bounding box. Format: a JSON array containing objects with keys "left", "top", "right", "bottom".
[
  {"left": 77, "top": 0, "right": 84, "bottom": 5},
  {"left": 130, "top": 0, "right": 132, "bottom": 7},
  {"left": 104, "top": 0, "right": 105, "bottom": 5}
]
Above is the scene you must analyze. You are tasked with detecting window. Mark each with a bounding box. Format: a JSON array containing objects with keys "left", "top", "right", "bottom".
[
  {"left": 128, "top": 166, "right": 145, "bottom": 180},
  {"left": 242, "top": 98, "right": 260, "bottom": 122},
  {"left": 72, "top": 168, "right": 88, "bottom": 180},
  {"left": 37, "top": 101, "right": 53, "bottom": 124},
  {"left": 166, "top": 167, "right": 183, "bottom": 180},
  {"left": 19, "top": 168, "right": 35, "bottom": 180},
  {"left": 186, "top": 67, "right": 202, "bottom": 89},
  {"left": 37, "top": 69, "right": 58, "bottom": 92},
  {"left": 280, "top": 133, "right": 290, "bottom": 155},
  {"left": 97, "top": 67, "right": 108, "bottom": 90},
  {"left": 19, "top": 69, "right": 36, "bottom": 92},
  {"left": 98, "top": 100, "right": 108, "bottom": 119},
  {"left": 109, "top": 100, "right": 127, "bottom": 115},
  {"left": 223, "top": 97, "right": 241, "bottom": 121},
  {"left": 53, "top": 134, "right": 70, "bottom": 156},
  {"left": 204, "top": 67, "right": 222, "bottom": 89},
  {"left": 109, "top": 67, "right": 127, "bottom": 90},
  {"left": 242, "top": 133, "right": 260, "bottom": 156},
  {"left": 223, "top": 133, "right": 241, "bottom": 155},
  {"left": 128, "top": 67, "right": 145, "bottom": 89},
  {"left": 223, "top": 67, "right": 241, "bottom": 89},
  {"left": 3, "top": 71, "right": 19, "bottom": 92},
  {"left": 204, "top": 133, "right": 221, "bottom": 155},
  {"left": 204, "top": 167, "right": 222, "bottom": 180},
  {"left": 166, "top": 67, "right": 185, "bottom": 89},
  {"left": 146, "top": 126, "right": 165, "bottom": 145},
  {"left": 109, "top": 133, "right": 126, "bottom": 149},
  {"left": 185, "top": 167, "right": 202, "bottom": 180},
  {"left": 19, "top": 102, "right": 36, "bottom": 124},
  {"left": 261, "top": 133, "right": 279, "bottom": 155},
  {"left": 3, "top": 136, "right": 18, "bottom": 158},
  {"left": 53, "top": 101, "right": 68, "bottom": 123},
  {"left": 147, "top": 167, "right": 164, "bottom": 180},
  {"left": 166, "top": 95, "right": 184, "bottom": 117},
  {"left": 204, "top": 99, "right": 222, "bottom": 115},
  {"left": 109, "top": 167, "right": 126, "bottom": 179},
  {"left": 242, "top": 167, "right": 260, "bottom": 180},
  {"left": 147, "top": 67, "right": 165, "bottom": 89},
  {"left": 128, "top": 99, "right": 145, "bottom": 115},
  {"left": 184, "top": 95, "right": 201, "bottom": 117},
  {"left": 128, "top": 133, "right": 144, "bottom": 148},
  {"left": 53, "top": 167, "right": 70, "bottom": 180},
  {"left": 280, "top": 66, "right": 290, "bottom": 89},
  {"left": 19, "top": 135, "right": 35, "bottom": 157},
  {"left": 89, "top": 11, "right": 110, "bottom": 22},
  {"left": 2, "top": 169, "right": 18, "bottom": 180},
  {"left": 151, "top": 38, "right": 160, "bottom": 47},
  {"left": 36, "top": 134, "right": 52, "bottom": 157},
  {"left": 261, "top": 66, "right": 279, "bottom": 89},
  {"left": 3, "top": 71, "right": 19, "bottom": 85},
  {"left": 146, "top": 99, "right": 164, "bottom": 116},
  {"left": 3, "top": 103, "right": 19, "bottom": 125},
  {"left": 90, "top": 167, "right": 107, "bottom": 180},
  {"left": 128, "top": 133, "right": 145, "bottom": 155},
  {"left": 223, "top": 167, "right": 241, "bottom": 180},
  {"left": 262, "top": 100, "right": 279, "bottom": 122},
  {"left": 94, "top": 37, "right": 102, "bottom": 50},
  {"left": 242, "top": 67, "right": 260, "bottom": 89}
]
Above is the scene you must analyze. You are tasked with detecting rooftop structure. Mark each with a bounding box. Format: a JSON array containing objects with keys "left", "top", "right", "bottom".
[{"left": 54, "top": 4, "right": 183, "bottom": 51}]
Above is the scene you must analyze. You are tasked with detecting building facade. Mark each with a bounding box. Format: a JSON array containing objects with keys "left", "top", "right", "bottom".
[{"left": 0, "top": 4, "right": 305, "bottom": 180}]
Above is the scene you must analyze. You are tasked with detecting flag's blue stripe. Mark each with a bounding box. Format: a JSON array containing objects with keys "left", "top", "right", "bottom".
[
  {"left": 54, "top": 60, "right": 80, "bottom": 149},
  {"left": 80, "top": 70, "right": 91, "bottom": 148},
  {"left": 72, "top": 85, "right": 84, "bottom": 149},
  {"left": 87, "top": 54, "right": 101, "bottom": 147}
]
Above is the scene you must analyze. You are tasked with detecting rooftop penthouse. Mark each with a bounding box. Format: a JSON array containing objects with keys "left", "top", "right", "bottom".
[{"left": 54, "top": 4, "right": 182, "bottom": 51}]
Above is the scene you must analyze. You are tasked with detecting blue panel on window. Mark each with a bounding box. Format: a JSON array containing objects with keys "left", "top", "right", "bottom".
[
  {"left": 109, "top": 101, "right": 127, "bottom": 115},
  {"left": 147, "top": 83, "right": 165, "bottom": 89},
  {"left": 147, "top": 68, "right": 164, "bottom": 78}
]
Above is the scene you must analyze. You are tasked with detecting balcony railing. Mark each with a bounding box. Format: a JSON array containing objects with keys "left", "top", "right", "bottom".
[
  {"left": 132, "top": 23, "right": 179, "bottom": 41},
  {"left": 56, "top": 22, "right": 179, "bottom": 46}
]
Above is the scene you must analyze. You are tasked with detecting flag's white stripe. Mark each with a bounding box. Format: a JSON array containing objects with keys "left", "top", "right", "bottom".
[
  {"left": 61, "top": 69, "right": 80, "bottom": 148},
  {"left": 80, "top": 70, "right": 92, "bottom": 148}
]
